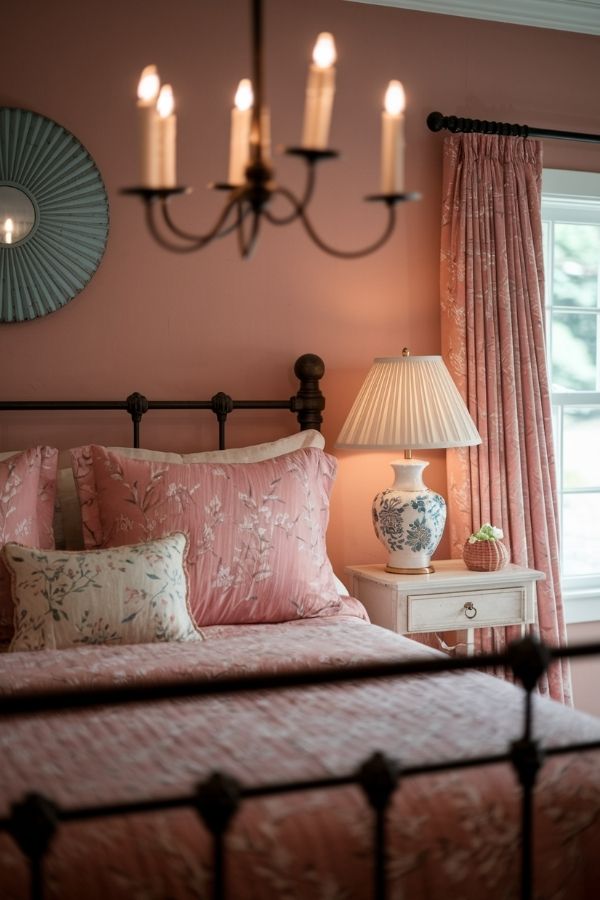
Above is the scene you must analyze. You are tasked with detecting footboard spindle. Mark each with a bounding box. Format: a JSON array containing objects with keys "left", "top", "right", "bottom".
[
  {"left": 7, "top": 793, "right": 58, "bottom": 900},
  {"left": 358, "top": 752, "right": 400, "bottom": 900},
  {"left": 508, "top": 638, "right": 551, "bottom": 900},
  {"left": 196, "top": 773, "right": 241, "bottom": 900}
]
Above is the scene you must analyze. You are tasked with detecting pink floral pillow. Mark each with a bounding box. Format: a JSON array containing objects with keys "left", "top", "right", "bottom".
[
  {"left": 71, "top": 445, "right": 346, "bottom": 626},
  {"left": 0, "top": 447, "right": 58, "bottom": 644}
]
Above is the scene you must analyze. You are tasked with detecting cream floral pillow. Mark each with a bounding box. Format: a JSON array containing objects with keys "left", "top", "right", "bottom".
[{"left": 4, "top": 533, "right": 201, "bottom": 652}]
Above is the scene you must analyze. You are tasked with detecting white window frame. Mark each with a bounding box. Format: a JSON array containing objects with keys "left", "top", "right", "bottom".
[{"left": 542, "top": 169, "right": 600, "bottom": 625}]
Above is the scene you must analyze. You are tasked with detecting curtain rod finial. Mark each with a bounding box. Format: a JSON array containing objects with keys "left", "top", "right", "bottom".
[{"left": 426, "top": 111, "right": 445, "bottom": 132}]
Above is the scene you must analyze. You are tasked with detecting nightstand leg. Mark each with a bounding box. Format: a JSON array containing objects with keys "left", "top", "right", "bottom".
[{"left": 466, "top": 628, "right": 475, "bottom": 656}]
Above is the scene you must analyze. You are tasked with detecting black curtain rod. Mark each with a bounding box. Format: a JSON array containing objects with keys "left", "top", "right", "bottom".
[{"left": 427, "top": 111, "right": 600, "bottom": 145}]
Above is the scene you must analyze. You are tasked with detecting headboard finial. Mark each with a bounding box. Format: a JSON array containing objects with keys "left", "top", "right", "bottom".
[
  {"left": 292, "top": 354, "right": 325, "bottom": 432},
  {"left": 294, "top": 354, "right": 325, "bottom": 382}
]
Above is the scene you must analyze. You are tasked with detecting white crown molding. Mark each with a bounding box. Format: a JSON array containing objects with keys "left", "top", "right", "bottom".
[
  {"left": 345, "top": 0, "right": 600, "bottom": 36},
  {"left": 542, "top": 169, "right": 600, "bottom": 216}
]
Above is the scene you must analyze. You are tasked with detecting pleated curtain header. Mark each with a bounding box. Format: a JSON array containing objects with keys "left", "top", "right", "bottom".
[{"left": 336, "top": 355, "right": 482, "bottom": 450}]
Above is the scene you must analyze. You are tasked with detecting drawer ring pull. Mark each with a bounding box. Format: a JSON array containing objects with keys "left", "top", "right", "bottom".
[{"left": 463, "top": 602, "right": 477, "bottom": 620}]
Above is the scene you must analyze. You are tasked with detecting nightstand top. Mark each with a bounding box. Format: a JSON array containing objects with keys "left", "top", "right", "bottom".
[{"left": 346, "top": 559, "right": 545, "bottom": 592}]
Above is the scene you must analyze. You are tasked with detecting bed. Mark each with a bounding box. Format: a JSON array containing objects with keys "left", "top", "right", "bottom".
[{"left": 0, "top": 354, "right": 599, "bottom": 900}]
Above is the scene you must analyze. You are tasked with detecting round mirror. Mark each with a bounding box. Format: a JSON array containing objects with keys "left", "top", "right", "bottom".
[
  {"left": 0, "top": 186, "right": 36, "bottom": 245},
  {"left": 0, "top": 107, "right": 109, "bottom": 323}
]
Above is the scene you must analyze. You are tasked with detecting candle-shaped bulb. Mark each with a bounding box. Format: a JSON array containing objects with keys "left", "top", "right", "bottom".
[
  {"left": 235, "top": 78, "right": 254, "bottom": 112},
  {"left": 384, "top": 80, "right": 405, "bottom": 116},
  {"left": 145, "top": 84, "right": 177, "bottom": 188},
  {"left": 156, "top": 84, "right": 175, "bottom": 118},
  {"left": 137, "top": 65, "right": 160, "bottom": 104},
  {"left": 137, "top": 66, "right": 162, "bottom": 186},
  {"left": 302, "top": 33, "right": 337, "bottom": 148},
  {"left": 229, "top": 78, "right": 254, "bottom": 185},
  {"left": 312, "top": 32, "right": 337, "bottom": 69},
  {"left": 380, "top": 80, "right": 406, "bottom": 194}
]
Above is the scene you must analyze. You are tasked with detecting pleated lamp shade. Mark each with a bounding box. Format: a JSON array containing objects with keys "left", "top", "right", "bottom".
[{"left": 336, "top": 354, "right": 481, "bottom": 450}]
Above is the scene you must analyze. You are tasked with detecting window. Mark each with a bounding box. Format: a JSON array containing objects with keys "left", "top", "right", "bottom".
[{"left": 542, "top": 170, "right": 600, "bottom": 624}]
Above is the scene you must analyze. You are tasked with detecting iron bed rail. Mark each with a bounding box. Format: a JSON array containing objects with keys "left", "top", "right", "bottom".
[
  {"left": 1, "top": 636, "right": 599, "bottom": 900},
  {"left": 0, "top": 352, "right": 326, "bottom": 449}
]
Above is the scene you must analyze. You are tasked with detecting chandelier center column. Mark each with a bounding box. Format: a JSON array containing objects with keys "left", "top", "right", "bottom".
[{"left": 251, "top": 0, "right": 264, "bottom": 165}]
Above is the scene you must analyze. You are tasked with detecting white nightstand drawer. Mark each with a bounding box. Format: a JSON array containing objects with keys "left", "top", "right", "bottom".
[
  {"left": 346, "top": 562, "right": 543, "bottom": 653},
  {"left": 406, "top": 588, "right": 526, "bottom": 632}
]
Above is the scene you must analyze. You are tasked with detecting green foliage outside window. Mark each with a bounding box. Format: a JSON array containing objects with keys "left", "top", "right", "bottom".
[{"left": 551, "top": 223, "right": 599, "bottom": 392}]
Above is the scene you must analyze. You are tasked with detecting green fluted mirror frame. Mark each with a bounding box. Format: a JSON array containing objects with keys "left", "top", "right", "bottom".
[{"left": 0, "top": 108, "right": 109, "bottom": 323}]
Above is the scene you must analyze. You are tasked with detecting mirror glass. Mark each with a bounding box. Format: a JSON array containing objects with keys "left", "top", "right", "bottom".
[{"left": 0, "top": 186, "right": 35, "bottom": 245}]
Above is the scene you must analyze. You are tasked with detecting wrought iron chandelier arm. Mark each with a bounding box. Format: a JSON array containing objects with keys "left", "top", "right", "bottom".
[
  {"left": 237, "top": 209, "right": 262, "bottom": 258},
  {"left": 265, "top": 150, "right": 340, "bottom": 226},
  {"left": 216, "top": 203, "right": 251, "bottom": 240},
  {"left": 143, "top": 201, "right": 210, "bottom": 254},
  {"left": 272, "top": 187, "right": 398, "bottom": 260},
  {"left": 158, "top": 192, "right": 246, "bottom": 245},
  {"left": 139, "top": 193, "right": 245, "bottom": 253},
  {"left": 264, "top": 165, "right": 317, "bottom": 226}
]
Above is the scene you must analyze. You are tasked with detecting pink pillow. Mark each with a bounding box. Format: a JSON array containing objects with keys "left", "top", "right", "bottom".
[
  {"left": 71, "top": 445, "right": 343, "bottom": 626},
  {"left": 0, "top": 447, "right": 58, "bottom": 644}
]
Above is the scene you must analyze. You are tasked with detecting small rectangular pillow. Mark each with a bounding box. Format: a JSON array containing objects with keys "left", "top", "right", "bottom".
[
  {"left": 60, "top": 430, "right": 326, "bottom": 550},
  {"left": 0, "top": 447, "right": 58, "bottom": 645},
  {"left": 4, "top": 532, "right": 201, "bottom": 652},
  {"left": 70, "top": 445, "right": 343, "bottom": 627}
]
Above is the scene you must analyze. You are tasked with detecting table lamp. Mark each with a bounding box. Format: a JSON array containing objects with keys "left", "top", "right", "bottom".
[{"left": 336, "top": 350, "right": 481, "bottom": 574}]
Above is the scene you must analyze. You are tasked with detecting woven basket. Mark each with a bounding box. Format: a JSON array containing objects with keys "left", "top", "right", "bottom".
[{"left": 463, "top": 539, "right": 509, "bottom": 572}]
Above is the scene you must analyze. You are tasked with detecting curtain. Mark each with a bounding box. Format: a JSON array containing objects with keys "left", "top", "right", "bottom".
[{"left": 440, "top": 133, "right": 571, "bottom": 704}]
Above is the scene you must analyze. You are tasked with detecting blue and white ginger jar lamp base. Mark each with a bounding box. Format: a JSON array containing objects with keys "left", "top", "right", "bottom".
[{"left": 372, "top": 459, "right": 446, "bottom": 574}]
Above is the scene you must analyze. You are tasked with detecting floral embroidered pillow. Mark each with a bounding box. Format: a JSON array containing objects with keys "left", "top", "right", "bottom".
[
  {"left": 71, "top": 445, "right": 344, "bottom": 627},
  {"left": 4, "top": 533, "right": 201, "bottom": 652},
  {"left": 59, "top": 430, "right": 325, "bottom": 551},
  {"left": 0, "top": 447, "right": 58, "bottom": 646}
]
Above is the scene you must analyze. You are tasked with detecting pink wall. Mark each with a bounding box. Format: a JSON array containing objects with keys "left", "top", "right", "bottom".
[{"left": 1, "top": 0, "right": 599, "bottom": 586}]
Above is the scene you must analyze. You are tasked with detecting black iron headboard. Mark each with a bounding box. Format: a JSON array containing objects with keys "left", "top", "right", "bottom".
[{"left": 0, "top": 353, "right": 325, "bottom": 450}]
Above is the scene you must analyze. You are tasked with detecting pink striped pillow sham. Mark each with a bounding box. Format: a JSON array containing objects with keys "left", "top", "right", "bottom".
[{"left": 71, "top": 445, "right": 345, "bottom": 627}]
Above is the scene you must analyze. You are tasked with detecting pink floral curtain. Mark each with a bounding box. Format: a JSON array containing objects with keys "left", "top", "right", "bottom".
[{"left": 440, "top": 133, "right": 571, "bottom": 704}]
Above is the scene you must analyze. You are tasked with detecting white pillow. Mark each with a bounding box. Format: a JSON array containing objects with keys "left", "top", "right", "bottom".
[
  {"left": 333, "top": 575, "right": 349, "bottom": 596},
  {"left": 4, "top": 533, "right": 201, "bottom": 652},
  {"left": 58, "top": 430, "right": 325, "bottom": 550}
]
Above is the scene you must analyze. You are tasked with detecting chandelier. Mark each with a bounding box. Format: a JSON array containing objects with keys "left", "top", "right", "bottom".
[{"left": 123, "top": 0, "right": 419, "bottom": 259}]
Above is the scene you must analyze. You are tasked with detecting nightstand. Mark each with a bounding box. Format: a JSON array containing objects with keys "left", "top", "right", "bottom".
[{"left": 346, "top": 560, "right": 544, "bottom": 654}]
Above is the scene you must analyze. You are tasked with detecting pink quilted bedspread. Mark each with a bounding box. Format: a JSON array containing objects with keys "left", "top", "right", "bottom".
[{"left": 1, "top": 615, "right": 599, "bottom": 899}]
